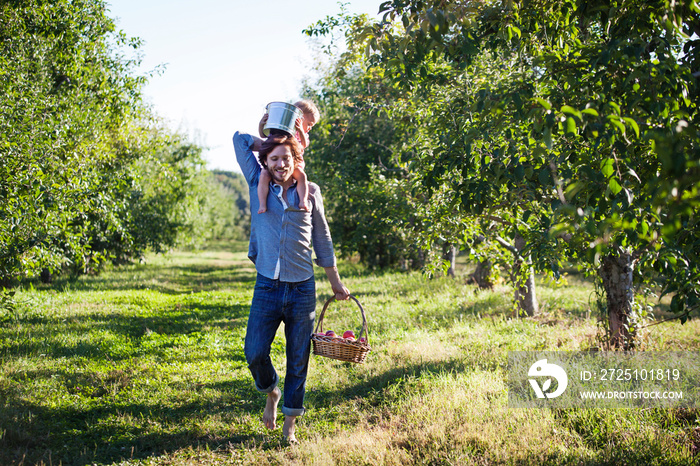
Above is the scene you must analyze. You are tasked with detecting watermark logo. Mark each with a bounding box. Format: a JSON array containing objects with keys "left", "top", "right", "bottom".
[
  {"left": 528, "top": 358, "right": 568, "bottom": 399},
  {"left": 509, "top": 351, "right": 698, "bottom": 408}
]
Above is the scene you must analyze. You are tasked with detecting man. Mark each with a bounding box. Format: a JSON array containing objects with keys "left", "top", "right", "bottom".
[{"left": 232, "top": 130, "right": 350, "bottom": 443}]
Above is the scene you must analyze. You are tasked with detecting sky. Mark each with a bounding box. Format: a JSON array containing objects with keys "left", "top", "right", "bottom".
[{"left": 106, "top": 0, "right": 384, "bottom": 173}]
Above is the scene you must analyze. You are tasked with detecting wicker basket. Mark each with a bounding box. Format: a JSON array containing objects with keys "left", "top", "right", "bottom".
[{"left": 311, "top": 295, "right": 371, "bottom": 363}]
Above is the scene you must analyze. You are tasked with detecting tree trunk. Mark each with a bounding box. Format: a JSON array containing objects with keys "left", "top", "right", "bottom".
[
  {"left": 513, "top": 234, "right": 539, "bottom": 317},
  {"left": 599, "top": 250, "right": 636, "bottom": 349},
  {"left": 468, "top": 259, "right": 494, "bottom": 289},
  {"left": 443, "top": 243, "right": 457, "bottom": 277},
  {"left": 514, "top": 268, "right": 539, "bottom": 316}
]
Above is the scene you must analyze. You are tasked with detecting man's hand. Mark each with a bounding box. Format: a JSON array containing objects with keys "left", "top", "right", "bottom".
[
  {"left": 324, "top": 266, "right": 350, "bottom": 300},
  {"left": 251, "top": 135, "right": 264, "bottom": 152},
  {"left": 332, "top": 282, "right": 350, "bottom": 301}
]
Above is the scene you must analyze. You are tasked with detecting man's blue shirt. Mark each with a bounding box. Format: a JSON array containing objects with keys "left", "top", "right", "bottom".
[{"left": 233, "top": 131, "right": 337, "bottom": 282}]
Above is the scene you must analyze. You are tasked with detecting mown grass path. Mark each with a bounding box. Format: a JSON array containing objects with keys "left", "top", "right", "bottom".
[{"left": 1, "top": 243, "right": 698, "bottom": 465}]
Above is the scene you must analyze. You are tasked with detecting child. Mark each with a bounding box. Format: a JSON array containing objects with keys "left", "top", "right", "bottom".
[{"left": 257, "top": 100, "right": 319, "bottom": 213}]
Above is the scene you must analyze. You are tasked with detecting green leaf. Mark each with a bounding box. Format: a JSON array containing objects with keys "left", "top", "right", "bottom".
[
  {"left": 535, "top": 98, "right": 552, "bottom": 111},
  {"left": 622, "top": 117, "right": 640, "bottom": 138},
  {"left": 608, "top": 178, "right": 622, "bottom": 195},
  {"left": 608, "top": 101, "right": 621, "bottom": 114},
  {"left": 426, "top": 9, "right": 439, "bottom": 31},
  {"left": 607, "top": 115, "right": 626, "bottom": 134},
  {"left": 561, "top": 105, "right": 582, "bottom": 119},
  {"left": 638, "top": 220, "right": 649, "bottom": 236},
  {"left": 671, "top": 295, "right": 683, "bottom": 314},
  {"left": 581, "top": 108, "right": 599, "bottom": 117},
  {"left": 601, "top": 158, "right": 615, "bottom": 178},
  {"left": 515, "top": 164, "right": 525, "bottom": 181},
  {"left": 509, "top": 25, "right": 521, "bottom": 39},
  {"left": 564, "top": 181, "right": 583, "bottom": 198},
  {"left": 544, "top": 126, "right": 552, "bottom": 150}
]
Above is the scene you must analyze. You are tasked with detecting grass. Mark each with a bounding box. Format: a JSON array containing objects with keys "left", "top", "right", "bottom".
[{"left": 1, "top": 242, "right": 699, "bottom": 465}]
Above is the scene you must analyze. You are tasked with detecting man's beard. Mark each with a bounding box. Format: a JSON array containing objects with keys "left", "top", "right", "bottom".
[{"left": 268, "top": 164, "right": 293, "bottom": 183}]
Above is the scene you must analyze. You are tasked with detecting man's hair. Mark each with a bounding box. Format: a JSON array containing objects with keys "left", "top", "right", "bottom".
[
  {"left": 258, "top": 133, "right": 303, "bottom": 167},
  {"left": 294, "top": 99, "right": 320, "bottom": 121}
]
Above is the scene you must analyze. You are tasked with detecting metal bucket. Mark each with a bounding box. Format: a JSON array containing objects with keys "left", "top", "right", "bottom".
[{"left": 263, "top": 101, "right": 302, "bottom": 136}]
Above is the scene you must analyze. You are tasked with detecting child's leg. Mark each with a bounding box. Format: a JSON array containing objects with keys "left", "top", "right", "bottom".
[
  {"left": 257, "top": 170, "right": 271, "bottom": 213},
  {"left": 293, "top": 167, "right": 309, "bottom": 211}
]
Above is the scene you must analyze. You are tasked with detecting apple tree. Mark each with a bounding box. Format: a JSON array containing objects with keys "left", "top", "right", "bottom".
[
  {"left": 0, "top": 0, "right": 211, "bottom": 289},
  {"left": 353, "top": 0, "right": 699, "bottom": 346},
  {"left": 305, "top": 6, "right": 543, "bottom": 313},
  {"left": 301, "top": 11, "right": 443, "bottom": 271}
]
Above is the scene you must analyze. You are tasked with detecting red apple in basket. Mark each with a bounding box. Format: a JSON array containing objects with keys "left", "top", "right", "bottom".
[
  {"left": 325, "top": 330, "right": 336, "bottom": 337},
  {"left": 343, "top": 330, "right": 356, "bottom": 341},
  {"left": 358, "top": 337, "right": 367, "bottom": 344}
]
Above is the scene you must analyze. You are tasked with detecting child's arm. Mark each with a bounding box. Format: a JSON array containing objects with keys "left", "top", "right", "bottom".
[
  {"left": 258, "top": 114, "right": 269, "bottom": 138},
  {"left": 293, "top": 166, "right": 308, "bottom": 211},
  {"left": 257, "top": 169, "right": 271, "bottom": 214},
  {"left": 295, "top": 118, "right": 309, "bottom": 148}
]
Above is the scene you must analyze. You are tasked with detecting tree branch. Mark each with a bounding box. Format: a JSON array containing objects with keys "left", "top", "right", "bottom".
[
  {"left": 335, "top": 105, "right": 367, "bottom": 149},
  {"left": 495, "top": 235, "right": 518, "bottom": 255}
]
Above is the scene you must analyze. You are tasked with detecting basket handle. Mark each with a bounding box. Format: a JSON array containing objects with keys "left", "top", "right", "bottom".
[{"left": 314, "top": 294, "right": 369, "bottom": 343}]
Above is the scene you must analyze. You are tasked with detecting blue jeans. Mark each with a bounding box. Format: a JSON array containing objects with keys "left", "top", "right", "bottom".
[{"left": 244, "top": 273, "right": 316, "bottom": 417}]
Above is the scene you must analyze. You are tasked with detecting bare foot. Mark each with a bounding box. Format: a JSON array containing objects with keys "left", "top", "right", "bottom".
[
  {"left": 298, "top": 201, "right": 309, "bottom": 211},
  {"left": 263, "top": 387, "right": 281, "bottom": 429},
  {"left": 283, "top": 415, "right": 297, "bottom": 443},
  {"left": 258, "top": 206, "right": 267, "bottom": 214}
]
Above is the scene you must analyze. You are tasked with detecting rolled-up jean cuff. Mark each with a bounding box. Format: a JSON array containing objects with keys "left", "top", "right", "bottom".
[
  {"left": 254, "top": 372, "right": 279, "bottom": 394},
  {"left": 281, "top": 405, "right": 306, "bottom": 417}
]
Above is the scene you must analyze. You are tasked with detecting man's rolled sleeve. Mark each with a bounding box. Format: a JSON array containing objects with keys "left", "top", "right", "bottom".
[
  {"left": 314, "top": 253, "right": 337, "bottom": 268},
  {"left": 309, "top": 184, "right": 337, "bottom": 268},
  {"left": 233, "top": 131, "right": 260, "bottom": 186}
]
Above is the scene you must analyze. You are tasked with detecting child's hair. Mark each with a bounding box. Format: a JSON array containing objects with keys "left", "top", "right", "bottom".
[
  {"left": 294, "top": 99, "right": 320, "bottom": 121},
  {"left": 258, "top": 133, "right": 304, "bottom": 167}
]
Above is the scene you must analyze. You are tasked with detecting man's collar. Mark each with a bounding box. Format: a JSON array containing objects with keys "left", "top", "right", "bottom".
[{"left": 270, "top": 179, "right": 297, "bottom": 189}]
